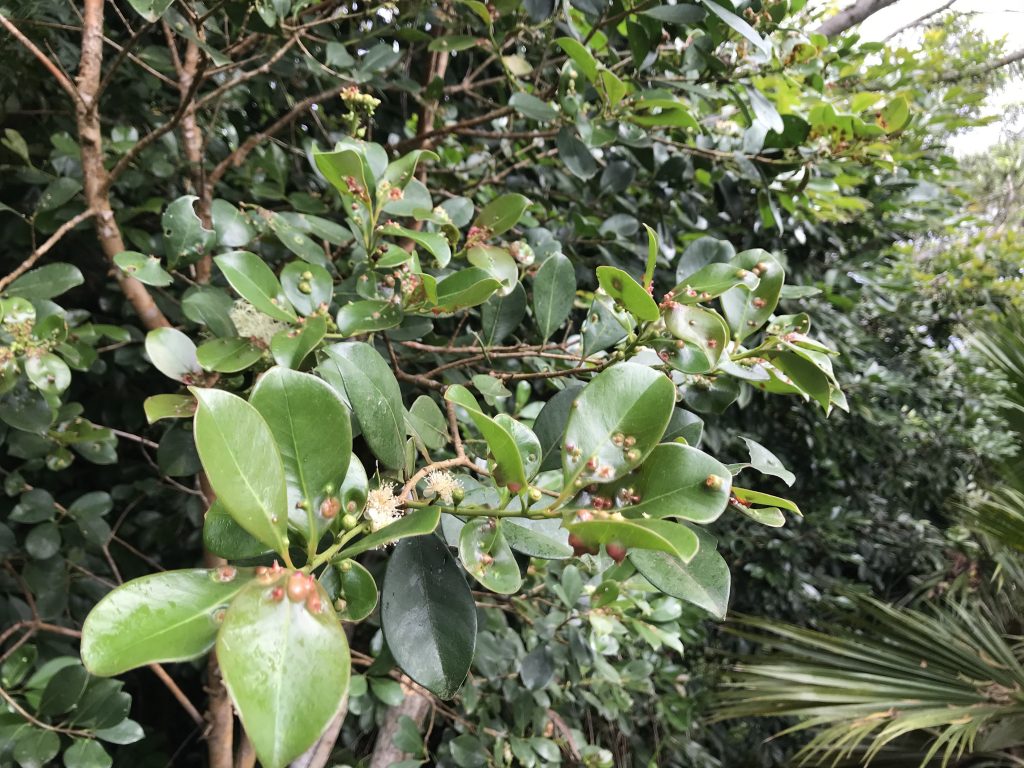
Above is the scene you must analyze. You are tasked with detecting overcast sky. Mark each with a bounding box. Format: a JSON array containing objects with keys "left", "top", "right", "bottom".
[{"left": 823, "top": 0, "right": 1024, "bottom": 153}]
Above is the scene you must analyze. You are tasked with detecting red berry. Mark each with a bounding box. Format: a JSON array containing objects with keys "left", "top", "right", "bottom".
[{"left": 606, "top": 542, "right": 627, "bottom": 563}]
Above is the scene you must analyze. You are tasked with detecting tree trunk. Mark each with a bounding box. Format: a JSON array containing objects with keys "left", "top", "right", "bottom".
[
  {"left": 815, "top": 0, "right": 902, "bottom": 38},
  {"left": 368, "top": 679, "right": 432, "bottom": 768}
]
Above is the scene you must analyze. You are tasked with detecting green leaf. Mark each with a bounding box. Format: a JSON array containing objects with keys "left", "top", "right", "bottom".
[
  {"left": 6, "top": 263, "right": 83, "bottom": 300},
  {"left": 217, "top": 579, "right": 350, "bottom": 768},
  {"left": 630, "top": 526, "right": 730, "bottom": 618},
  {"left": 162, "top": 195, "right": 215, "bottom": 269},
  {"left": 731, "top": 486, "right": 802, "bottom": 515},
  {"left": 145, "top": 327, "right": 201, "bottom": 383},
  {"left": 81, "top": 568, "right": 253, "bottom": 676},
  {"left": 314, "top": 147, "right": 371, "bottom": 202},
  {"left": 596, "top": 266, "right": 659, "bottom": 322},
  {"left": 599, "top": 69, "right": 627, "bottom": 107},
  {"left": 533, "top": 384, "right": 583, "bottom": 472},
  {"left": 582, "top": 293, "right": 633, "bottom": 356},
  {"left": 335, "top": 506, "right": 440, "bottom": 560},
  {"left": 676, "top": 237, "right": 736, "bottom": 281},
  {"left": 24, "top": 353, "right": 70, "bottom": 395},
  {"left": 702, "top": 0, "right": 771, "bottom": 56},
  {"left": 113, "top": 251, "right": 173, "bottom": 287},
  {"left": 503, "top": 518, "right": 573, "bottom": 559},
  {"left": 565, "top": 517, "right": 698, "bottom": 561},
  {"left": 380, "top": 224, "right": 451, "bottom": 268},
  {"left": 381, "top": 536, "right": 476, "bottom": 699},
  {"left": 747, "top": 86, "right": 784, "bottom": 133},
  {"left": 481, "top": 282, "right": 527, "bottom": 347},
  {"left": 642, "top": 224, "right": 658, "bottom": 289},
  {"left": 183, "top": 286, "right": 236, "bottom": 337},
  {"left": 336, "top": 299, "right": 403, "bottom": 336},
  {"left": 467, "top": 246, "right": 518, "bottom": 294},
  {"left": 38, "top": 663, "right": 88, "bottom": 715},
  {"left": 446, "top": 385, "right": 529, "bottom": 490},
  {"left": 12, "top": 729, "right": 59, "bottom": 768},
  {"left": 267, "top": 213, "right": 326, "bottom": 265},
  {"left": 321, "top": 343, "right": 405, "bottom": 470},
  {"left": 191, "top": 388, "right": 289, "bottom": 554},
  {"left": 473, "top": 194, "right": 530, "bottom": 236},
  {"left": 270, "top": 315, "right": 327, "bottom": 369},
  {"left": 63, "top": 739, "right": 112, "bottom": 768},
  {"left": 280, "top": 261, "right": 332, "bottom": 316},
  {"left": 250, "top": 368, "right": 351, "bottom": 540},
  {"left": 641, "top": 4, "right": 705, "bottom": 24},
  {"left": 509, "top": 92, "right": 558, "bottom": 121},
  {"left": 662, "top": 305, "right": 730, "bottom": 373},
  {"left": 672, "top": 262, "right": 759, "bottom": 303},
  {"left": 556, "top": 128, "right": 598, "bottom": 180},
  {"left": 383, "top": 149, "right": 438, "bottom": 190},
  {"left": 211, "top": 199, "right": 255, "bottom": 247},
  {"left": 215, "top": 251, "right": 297, "bottom": 322},
  {"left": 435, "top": 268, "right": 501, "bottom": 311},
  {"left": 879, "top": 96, "right": 910, "bottom": 133},
  {"left": 532, "top": 253, "right": 575, "bottom": 341},
  {"left": 563, "top": 363, "right": 675, "bottom": 487},
  {"left": 407, "top": 395, "right": 449, "bottom": 451},
  {"left": 125, "top": 0, "right": 173, "bottom": 21},
  {"left": 203, "top": 501, "right": 272, "bottom": 560},
  {"left": 459, "top": 519, "right": 522, "bottom": 594},
  {"left": 554, "top": 37, "right": 598, "bottom": 81},
  {"left": 740, "top": 436, "right": 795, "bottom": 485},
  {"left": 615, "top": 443, "right": 731, "bottom": 522},
  {"left": 720, "top": 250, "right": 783, "bottom": 341},
  {"left": 196, "top": 338, "right": 264, "bottom": 373},
  {"left": 330, "top": 560, "right": 378, "bottom": 621}
]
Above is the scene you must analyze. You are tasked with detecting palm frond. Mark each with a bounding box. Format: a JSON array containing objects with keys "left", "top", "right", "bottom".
[{"left": 715, "top": 597, "right": 1024, "bottom": 767}]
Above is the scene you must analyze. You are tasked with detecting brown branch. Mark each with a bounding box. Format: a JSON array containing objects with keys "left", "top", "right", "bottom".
[
  {"left": 149, "top": 663, "right": 204, "bottom": 726},
  {"left": 193, "top": 35, "right": 301, "bottom": 111},
  {"left": 207, "top": 82, "right": 350, "bottom": 189},
  {"left": 289, "top": 701, "right": 348, "bottom": 768},
  {"left": 936, "top": 47, "right": 1024, "bottom": 83},
  {"left": 0, "top": 208, "right": 96, "bottom": 291},
  {"left": 106, "top": 54, "right": 206, "bottom": 187},
  {"left": 76, "top": 0, "right": 170, "bottom": 330},
  {"left": 884, "top": 0, "right": 956, "bottom": 41},
  {"left": 96, "top": 20, "right": 156, "bottom": 96},
  {"left": 0, "top": 13, "right": 81, "bottom": 103},
  {"left": 395, "top": 106, "right": 515, "bottom": 153},
  {"left": 815, "top": 0, "right": 902, "bottom": 38},
  {"left": 368, "top": 677, "right": 432, "bottom": 768}
]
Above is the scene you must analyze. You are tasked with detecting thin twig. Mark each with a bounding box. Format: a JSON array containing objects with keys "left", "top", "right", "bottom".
[
  {"left": 0, "top": 208, "right": 96, "bottom": 290},
  {"left": 0, "top": 13, "right": 81, "bottom": 104}
]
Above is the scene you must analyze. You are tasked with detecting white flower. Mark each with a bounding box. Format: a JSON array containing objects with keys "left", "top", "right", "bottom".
[
  {"left": 423, "top": 471, "right": 462, "bottom": 505},
  {"left": 364, "top": 482, "right": 401, "bottom": 532},
  {"left": 229, "top": 300, "right": 287, "bottom": 345}
]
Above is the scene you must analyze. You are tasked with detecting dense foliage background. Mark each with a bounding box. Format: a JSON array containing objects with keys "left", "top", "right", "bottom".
[{"left": 1, "top": 0, "right": 1023, "bottom": 766}]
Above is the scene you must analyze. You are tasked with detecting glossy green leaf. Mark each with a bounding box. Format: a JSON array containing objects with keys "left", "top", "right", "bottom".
[
  {"left": 672, "top": 262, "right": 759, "bottom": 303},
  {"left": 335, "top": 506, "right": 440, "bottom": 560},
  {"left": 596, "top": 266, "right": 659, "bottom": 322},
  {"left": 663, "top": 407, "right": 704, "bottom": 445},
  {"left": 191, "top": 388, "right": 288, "bottom": 553},
  {"left": 280, "top": 261, "right": 332, "bottom": 316},
  {"left": 381, "top": 535, "right": 476, "bottom": 699},
  {"left": 629, "top": 525, "right": 730, "bottom": 618},
  {"left": 614, "top": 443, "right": 731, "bottom": 522},
  {"left": 731, "top": 486, "right": 802, "bottom": 515},
  {"left": 211, "top": 199, "right": 255, "bottom": 247},
  {"left": 676, "top": 237, "right": 736, "bottom": 282},
  {"left": 740, "top": 436, "right": 795, "bottom": 485},
  {"left": 459, "top": 519, "right": 522, "bottom": 594},
  {"left": 81, "top": 568, "right": 253, "bottom": 676},
  {"left": 7, "top": 263, "right": 84, "bottom": 300},
  {"left": 380, "top": 224, "right": 451, "bottom": 268},
  {"left": 268, "top": 213, "right": 326, "bottom": 265},
  {"left": 563, "top": 363, "right": 675, "bottom": 487},
  {"left": 63, "top": 739, "right": 112, "bottom": 768},
  {"left": 336, "top": 299, "right": 403, "bottom": 336},
  {"left": 663, "top": 304, "right": 730, "bottom": 373},
  {"left": 24, "top": 353, "right": 70, "bottom": 395},
  {"left": 251, "top": 367, "right": 351, "bottom": 540},
  {"left": 203, "top": 501, "right": 272, "bottom": 560},
  {"left": 721, "top": 250, "right": 783, "bottom": 341},
  {"left": 217, "top": 579, "right": 349, "bottom": 768},
  {"left": 702, "top": 0, "right": 771, "bottom": 55},
  {"left": 435, "top": 268, "right": 502, "bottom": 311},
  {"left": 503, "top": 517, "right": 573, "bottom": 559},
  {"left": 446, "top": 385, "right": 528, "bottom": 490},
  {"left": 509, "top": 92, "right": 558, "bottom": 121},
  {"left": 582, "top": 292, "right": 633, "bottom": 356},
  {"left": 321, "top": 342, "right": 405, "bottom": 470},
  {"left": 533, "top": 384, "right": 583, "bottom": 472},
  {"left": 481, "top": 282, "right": 527, "bottom": 347},
  {"left": 642, "top": 3, "right": 705, "bottom": 24},
  {"left": 556, "top": 128, "right": 598, "bottom": 180},
  {"left": 331, "top": 559, "right": 378, "bottom": 621},
  {"left": 314, "top": 146, "right": 371, "bottom": 201},
  {"left": 196, "top": 338, "right": 263, "bottom": 373},
  {"left": 554, "top": 37, "right": 597, "bottom": 81},
  {"left": 215, "top": 251, "right": 296, "bottom": 322},
  {"left": 12, "top": 729, "right": 59, "bottom": 768},
  {"left": 565, "top": 517, "right": 698, "bottom": 561},
  {"left": 532, "top": 253, "right": 575, "bottom": 341},
  {"left": 737, "top": 505, "right": 786, "bottom": 526},
  {"left": 113, "top": 251, "right": 173, "bottom": 287},
  {"left": 270, "top": 314, "right": 326, "bottom": 369},
  {"left": 407, "top": 395, "right": 449, "bottom": 451},
  {"left": 163, "top": 195, "right": 215, "bottom": 269},
  {"left": 473, "top": 194, "right": 530, "bottom": 236},
  {"left": 467, "top": 246, "right": 518, "bottom": 294},
  {"left": 145, "top": 327, "right": 201, "bottom": 383}
]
